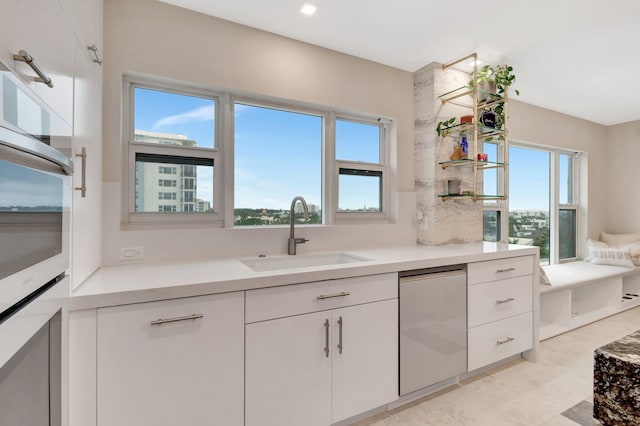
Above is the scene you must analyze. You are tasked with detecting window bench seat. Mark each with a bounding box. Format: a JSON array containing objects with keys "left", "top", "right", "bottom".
[{"left": 539, "top": 261, "right": 640, "bottom": 340}]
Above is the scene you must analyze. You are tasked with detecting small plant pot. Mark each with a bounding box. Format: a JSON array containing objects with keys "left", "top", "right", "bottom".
[
  {"left": 479, "top": 110, "right": 497, "bottom": 128},
  {"left": 477, "top": 81, "right": 496, "bottom": 102}
]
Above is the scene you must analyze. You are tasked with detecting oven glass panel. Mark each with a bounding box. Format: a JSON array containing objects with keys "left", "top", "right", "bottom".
[{"left": 0, "top": 158, "right": 63, "bottom": 279}]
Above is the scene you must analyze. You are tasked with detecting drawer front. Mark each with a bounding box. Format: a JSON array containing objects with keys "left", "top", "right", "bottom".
[
  {"left": 468, "top": 312, "right": 533, "bottom": 371},
  {"left": 245, "top": 273, "right": 397, "bottom": 323},
  {"left": 468, "top": 275, "right": 533, "bottom": 327},
  {"left": 468, "top": 255, "right": 534, "bottom": 285}
]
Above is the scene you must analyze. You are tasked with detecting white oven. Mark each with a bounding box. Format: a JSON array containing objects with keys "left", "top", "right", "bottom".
[{"left": 0, "top": 58, "right": 71, "bottom": 425}]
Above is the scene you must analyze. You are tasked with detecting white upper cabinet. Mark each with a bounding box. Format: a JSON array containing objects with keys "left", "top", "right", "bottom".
[
  {"left": 0, "top": 0, "right": 74, "bottom": 125},
  {"left": 70, "top": 34, "right": 102, "bottom": 289}
]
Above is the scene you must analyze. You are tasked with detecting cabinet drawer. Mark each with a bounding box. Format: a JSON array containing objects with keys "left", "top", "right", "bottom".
[
  {"left": 468, "top": 255, "right": 534, "bottom": 285},
  {"left": 468, "top": 275, "right": 532, "bottom": 327},
  {"left": 245, "top": 273, "right": 397, "bottom": 323},
  {"left": 468, "top": 312, "right": 533, "bottom": 371}
]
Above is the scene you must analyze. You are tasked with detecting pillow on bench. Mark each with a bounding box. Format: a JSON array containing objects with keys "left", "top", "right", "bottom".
[
  {"left": 589, "top": 247, "right": 635, "bottom": 268},
  {"left": 586, "top": 235, "right": 640, "bottom": 267}
]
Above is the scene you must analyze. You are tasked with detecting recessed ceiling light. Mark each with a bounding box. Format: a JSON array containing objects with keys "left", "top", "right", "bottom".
[{"left": 300, "top": 4, "right": 317, "bottom": 16}]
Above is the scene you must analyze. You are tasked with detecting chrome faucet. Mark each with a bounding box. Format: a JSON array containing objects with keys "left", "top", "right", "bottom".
[{"left": 288, "top": 196, "right": 309, "bottom": 255}]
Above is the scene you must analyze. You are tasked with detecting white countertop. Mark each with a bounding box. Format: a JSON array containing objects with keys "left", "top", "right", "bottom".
[{"left": 70, "top": 242, "right": 538, "bottom": 310}]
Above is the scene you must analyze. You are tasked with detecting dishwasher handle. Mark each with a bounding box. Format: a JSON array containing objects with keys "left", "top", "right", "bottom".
[{"left": 399, "top": 269, "right": 466, "bottom": 283}]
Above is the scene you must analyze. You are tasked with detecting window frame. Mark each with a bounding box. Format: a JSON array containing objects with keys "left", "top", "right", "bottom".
[
  {"left": 485, "top": 140, "right": 581, "bottom": 265},
  {"left": 123, "top": 77, "right": 222, "bottom": 225},
  {"left": 123, "top": 76, "right": 394, "bottom": 228},
  {"left": 332, "top": 115, "right": 390, "bottom": 223}
]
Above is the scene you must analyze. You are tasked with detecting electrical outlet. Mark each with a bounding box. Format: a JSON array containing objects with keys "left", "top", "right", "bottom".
[{"left": 120, "top": 247, "right": 144, "bottom": 260}]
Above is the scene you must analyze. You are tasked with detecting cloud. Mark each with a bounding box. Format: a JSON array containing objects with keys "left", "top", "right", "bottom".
[{"left": 153, "top": 105, "right": 214, "bottom": 130}]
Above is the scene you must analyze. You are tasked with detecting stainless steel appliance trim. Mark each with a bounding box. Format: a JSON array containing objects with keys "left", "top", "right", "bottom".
[{"left": 0, "top": 127, "right": 72, "bottom": 174}]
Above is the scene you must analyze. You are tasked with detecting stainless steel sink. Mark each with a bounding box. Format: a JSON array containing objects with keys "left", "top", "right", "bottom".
[{"left": 240, "top": 252, "right": 370, "bottom": 272}]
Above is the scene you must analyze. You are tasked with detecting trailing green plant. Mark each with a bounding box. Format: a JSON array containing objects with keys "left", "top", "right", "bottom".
[
  {"left": 472, "top": 64, "right": 520, "bottom": 96},
  {"left": 436, "top": 117, "right": 456, "bottom": 136}
]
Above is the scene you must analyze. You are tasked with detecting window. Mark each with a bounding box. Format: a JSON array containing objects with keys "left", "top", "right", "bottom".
[
  {"left": 127, "top": 81, "right": 218, "bottom": 221},
  {"left": 158, "top": 192, "right": 176, "bottom": 200},
  {"left": 558, "top": 153, "right": 578, "bottom": 260},
  {"left": 335, "top": 119, "right": 386, "bottom": 218},
  {"left": 485, "top": 143, "right": 580, "bottom": 265},
  {"left": 125, "top": 77, "right": 392, "bottom": 226},
  {"left": 159, "top": 166, "right": 176, "bottom": 174},
  {"left": 233, "top": 103, "right": 322, "bottom": 226}
]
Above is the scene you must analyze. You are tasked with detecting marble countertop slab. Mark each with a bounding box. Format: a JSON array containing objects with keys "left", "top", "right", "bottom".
[{"left": 70, "top": 242, "right": 538, "bottom": 310}]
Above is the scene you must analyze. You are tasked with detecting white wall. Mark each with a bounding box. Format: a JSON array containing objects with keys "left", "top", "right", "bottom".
[
  {"left": 102, "top": 0, "right": 416, "bottom": 265},
  {"left": 604, "top": 120, "right": 640, "bottom": 233}
]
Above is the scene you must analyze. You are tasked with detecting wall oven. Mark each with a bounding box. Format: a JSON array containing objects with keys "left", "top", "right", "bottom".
[{"left": 0, "top": 59, "right": 71, "bottom": 425}]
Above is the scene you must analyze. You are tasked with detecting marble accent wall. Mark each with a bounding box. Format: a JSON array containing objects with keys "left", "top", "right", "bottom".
[{"left": 415, "top": 63, "right": 483, "bottom": 245}]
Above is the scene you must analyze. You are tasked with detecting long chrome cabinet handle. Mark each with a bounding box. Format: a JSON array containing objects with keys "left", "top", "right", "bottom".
[
  {"left": 337, "top": 317, "right": 343, "bottom": 354},
  {"left": 150, "top": 313, "right": 203, "bottom": 326},
  {"left": 496, "top": 297, "right": 515, "bottom": 304},
  {"left": 13, "top": 50, "right": 53, "bottom": 88},
  {"left": 324, "top": 319, "right": 329, "bottom": 358},
  {"left": 75, "top": 147, "right": 87, "bottom": 197},
  {"left": 496, "top": 267, "right": 516, "bottom": 273},
  {"left": 317, "top": 291, "right": 350, "bottom": 300},
  {"left": 496, "top": 337, "right": 515, "bottom": 345}
]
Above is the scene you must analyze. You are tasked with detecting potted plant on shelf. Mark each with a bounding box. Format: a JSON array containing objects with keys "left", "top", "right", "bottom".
[
  {"left": 473, "top": 64, "right": 520, "bottom": 97},
  {"left": 472, "top": 64, "right": 520, "bottom": 140}
]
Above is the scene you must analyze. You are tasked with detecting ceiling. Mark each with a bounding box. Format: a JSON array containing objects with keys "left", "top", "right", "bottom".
[{"left": 160, "top": 0, "right": 640, "bottom": 126}]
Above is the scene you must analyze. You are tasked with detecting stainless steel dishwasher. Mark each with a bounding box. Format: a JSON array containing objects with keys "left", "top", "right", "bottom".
[{"left": 399, "top": 265, "right": 467, "bottom": 396}]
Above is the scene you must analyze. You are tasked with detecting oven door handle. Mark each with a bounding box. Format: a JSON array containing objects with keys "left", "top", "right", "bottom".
[{"left": 0, "top": 127, "right": 72, "bottom": 175}]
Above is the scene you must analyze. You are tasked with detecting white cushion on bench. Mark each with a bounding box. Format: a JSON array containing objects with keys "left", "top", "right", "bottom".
[{"left": 541, "top": 261, "right": 640, "bottom": 294}]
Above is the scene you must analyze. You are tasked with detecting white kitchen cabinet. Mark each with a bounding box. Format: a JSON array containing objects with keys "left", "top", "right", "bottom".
[
  {"left": 467, "top": 255, "right": 534, "bottom": 371},
  {"left": 245, "top": 275, "right": 398, "bottom": 426},
  {"left": 0, "top": 0, "right": 74, "bottom": 125},
  {"left": 96, "top": 292, "right": 244, "bottom": 426},
  {"left": 70, "top": 33, "right": 102, "bottom": 289}
]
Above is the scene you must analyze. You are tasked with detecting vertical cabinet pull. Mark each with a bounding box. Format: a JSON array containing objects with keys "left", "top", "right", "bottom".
[
  {"left": 323, "top": 319, "right": 329, "bottom": 358},
  {"left": 337, "top": 316, "right": 343, "bottom": 354},
  {"left": 13, "top": 50, "right": 54, "bottom": 87},
  {"left": 75, "top": 147, "right": 87, "bottom": 197},
  {"left": 87, "top": 44, "right": 103, "bottom": 65}
]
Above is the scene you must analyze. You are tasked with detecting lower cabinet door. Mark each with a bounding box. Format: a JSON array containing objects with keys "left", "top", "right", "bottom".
[
  {"left": 331, "top": 299, "right": 398, "bottom": 423},
  {"left": 245, "top": 311, "right": 332, "bottom": 426},
  {"left": 96, "top": 292, "right": 244, "bottom": 426}
]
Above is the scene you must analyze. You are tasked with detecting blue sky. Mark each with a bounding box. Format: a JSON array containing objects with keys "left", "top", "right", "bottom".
[
  {"left": 135, "top": 87, "right": 554, "bottom": 213},
  {"left": 508, "top": 146, "right": 550, "bottom": 211},
  {"left": 134, "top": 88, "right": 380, "bottom": 211}
]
